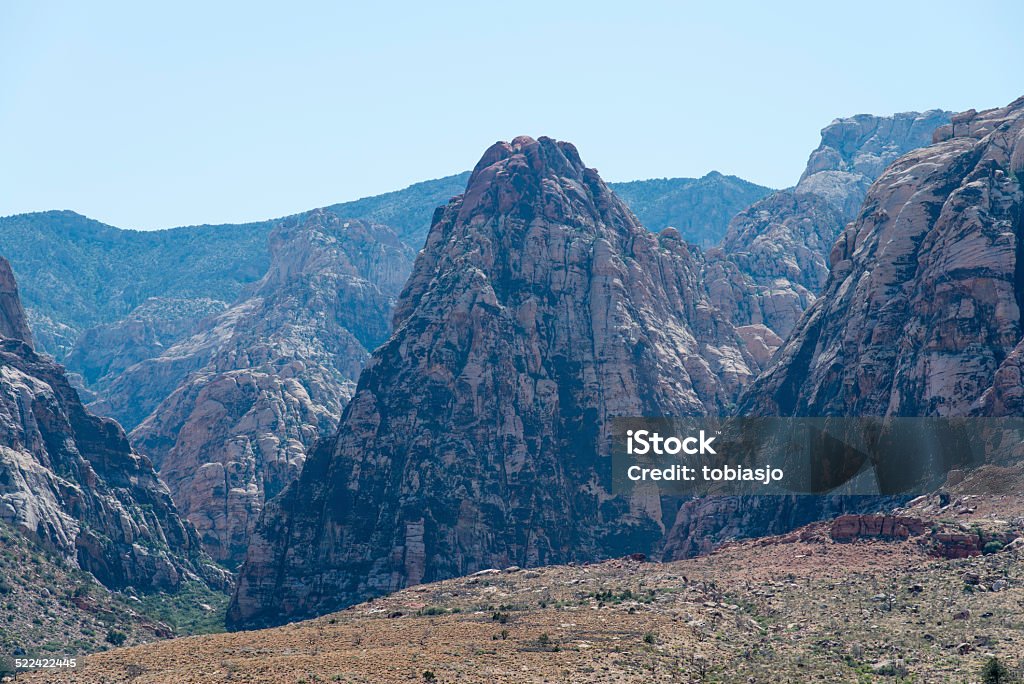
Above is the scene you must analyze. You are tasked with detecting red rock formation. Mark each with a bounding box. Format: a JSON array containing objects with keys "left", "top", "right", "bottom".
[
  {"left": 741, "top": 98, "right": 1024, "bottom": 417},
  {"left": 829, "top": 514, "right": 927, "bottom": 542},
  {"left": 227, "top": 136, "right": 760, "bottom": 629}
]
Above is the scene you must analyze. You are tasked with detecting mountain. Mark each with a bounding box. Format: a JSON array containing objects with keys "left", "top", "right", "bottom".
[
  {"left": 664, "top": 100, "right": 1021, "bottom": 562},
  {"left": 107, "top": 213, "right": 413, "bottom": 567},
  {"left": 0, "top": 256, "right": 224, "bottom": 594},
  {"left": 607, "top": 172, "right": 772, "bottom": 247},
  {"left": 705, "top": 110, "right": 953, "bottom": 340},
  {"left": 0, "top": 174, "right": 466, "bottom": 359},
  {"left": 227, "top": 136, "right": 761, "bottom": 629},
  {"left": 740, "top": 98, "right": 1024, "bottom": 418},
  {"left": 0, "top": 211, "right": 272, "bottom": 358},
  {"left": 664, "top": 110, "right": 959, "bottom": 559},
  {"left": 1, "top": 171, "right": 766, "bottom": 363}
]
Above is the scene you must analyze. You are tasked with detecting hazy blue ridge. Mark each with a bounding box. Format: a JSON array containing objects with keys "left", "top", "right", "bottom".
[{"left": 0, "top": 170, "right": 769, "bottom": 356}]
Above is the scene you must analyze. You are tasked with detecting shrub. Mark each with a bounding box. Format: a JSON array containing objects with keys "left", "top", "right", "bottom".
[
  {"left": 983, "top": 541, "right": 1005, "bottom": 555},
  {"left": 105, "top": 629, "right": 127, "bottom": 646},
  {"left": 418, "top": 606, "right": 447, "bottom": 616},
  {"left": 981, "top": 657, "right": 1011, "bottom": 684}
]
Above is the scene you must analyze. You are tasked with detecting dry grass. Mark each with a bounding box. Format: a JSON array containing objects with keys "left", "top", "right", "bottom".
[{"left": 24, "top": 491, "right": 1024, "bottom": 683}]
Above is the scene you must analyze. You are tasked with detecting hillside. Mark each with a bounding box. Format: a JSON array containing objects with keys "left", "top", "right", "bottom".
[
  {"left": 0, "top": 519, "right": 227, "bottom": 676},
  {"left": 609, "top": 172, "right": 772, "bottom": 247},
  {"left": 27, "top": 471, "right": 1024, "bottom": 683}
]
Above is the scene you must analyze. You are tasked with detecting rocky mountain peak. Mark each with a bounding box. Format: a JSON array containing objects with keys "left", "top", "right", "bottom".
[
  {"left": 703, "top": 109, "right": 953, "bottom": 342},
  {"left": 0, "top": 257, "right": 33, "bottom": 347},
  {"left": 227, "top": 136, "right": 756, "bottom": 629},
  {"left": 124, "top": 211, "right": 414, "bottom": 567},
  {"left": 253, "top": 208, "right": 410, "bottom": 301},
  {"left": 800, "top": 109, "right": 954, "bottom": 184}
]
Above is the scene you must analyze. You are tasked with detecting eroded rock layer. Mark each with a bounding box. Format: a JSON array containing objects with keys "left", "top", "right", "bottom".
[{"left": 705, "top": 109, "right": 952, "bottom": 341}]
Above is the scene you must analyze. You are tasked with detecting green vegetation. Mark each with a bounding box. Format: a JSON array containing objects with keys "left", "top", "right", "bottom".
[
  {"left": 982, "top": 657, "right": 1013, "bottom": 684},
  {"left": 105, "top": 628, "right": 127, "bottom": 646},
  {"left": 132, "top": 581, "right": 230, "bottom": 636},
  {"left": 416, "top": 606, "right": 449, "bottom": 616},
  {"left": 984, "top": 540, "right": 1005, "bottom": 555},
  {"left": 608, "top": 173, "right": 773, "bottom": 247},
  {"left": 0, "top": 519, "right": 228, "bottom": 658}
]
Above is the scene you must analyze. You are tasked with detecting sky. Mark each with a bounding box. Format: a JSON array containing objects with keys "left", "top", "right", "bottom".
[{"left": 2, "top": 1, "right": 1022, "bottom": 231}]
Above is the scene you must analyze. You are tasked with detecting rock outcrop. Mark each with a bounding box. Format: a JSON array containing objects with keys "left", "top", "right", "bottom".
[
  {"left": 0, "top": 257, "right": 223, "bottom": 591},
  {"left": 0, "top": 259, "right": 33, "bottom": 346},
  {"left": 705, "top": 110, "right": 953, "bottom": 341},
  {"left": 829, "top": 514, "right": 927, "bottom": 542},
  {"left": 124, "top": 212, "right": 413, "bottom": 567},
  {"left": 827, "top": 513, "right": 1020, "bottom": 560},
  {"left": 660, "top": 99, "right": 1024, "bottom": 569},
  {"left": 227, "top": 136, "right": 760, "bottom": 629},
  {"left": 740, "top": 99, "right": 1024, "bottom": 417}
]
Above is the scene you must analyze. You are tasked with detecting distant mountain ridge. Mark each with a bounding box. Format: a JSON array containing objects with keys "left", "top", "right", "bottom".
[
  {"left": 0, "top": 172, "right": 769, "bottom": 359},
  {"left": 609, "top": 171, "right": 772, "bottom": 247}
]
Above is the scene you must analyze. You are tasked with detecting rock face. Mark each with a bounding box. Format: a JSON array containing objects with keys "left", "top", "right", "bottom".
[
  {"left": 664, "top": 110, "right": 959, "bottom": 561},
  {"left": 829, "top": 514, "right": 927, "bottom": 542},
  {"left": 228, "top": 136, "right": 760, "bottom": 629},
  {"left": 65, "top": 297, "right": 228, "bottom": 391},
  {"left": 661, "top": 99, "right": 1024, "bottom": 570},
  {"left": 741, "top": 99, "right": 1024, "bottom": 418},
  {"left": 0, "top": 257, "right": 222, "bottom": 591},
  {"left": 705, "top": 110, "right": 953, "bottom": 341},
  {"left": 0, "top": 259, "right": 33, "bottom": 346},
  {"left": 124, "top": 212, "right": 413, "bottom": 567}
]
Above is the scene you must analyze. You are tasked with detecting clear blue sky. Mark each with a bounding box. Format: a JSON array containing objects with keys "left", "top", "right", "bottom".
[{"left": 2, "top": 1, "right": 1021, "bottom": 230}]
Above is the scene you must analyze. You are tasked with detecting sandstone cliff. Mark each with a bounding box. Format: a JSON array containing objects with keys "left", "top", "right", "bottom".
[
  {"left": 227, "top": 136, "right": 760, "bottom": 629},
  {"left": 740, "top": 99, "right": 1024, "bottom": 417},
  {"left": 0, "top": 258, "right": 33, "bottom": 346},
  {"left": 126, "top": 212, "right": 414, "bottom": 567},
  {"left": 65, "top": 297, "right": 228, "bottom": 393},
  {"left": 705, "top": 110, "right": 952, "bottom": 341},
  {"left": 0, "top": 257, "right": 223, "bottom": 592},
  {"left": 664, "top": 99, "right": 1024, "bottom": 562}
]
